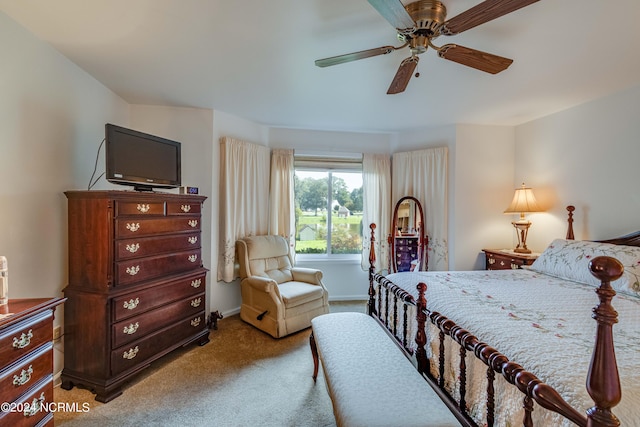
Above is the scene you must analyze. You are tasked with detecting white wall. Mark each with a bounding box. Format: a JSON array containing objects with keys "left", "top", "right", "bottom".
[
  {"left": 268, "top": 127, "right": 392, "bottom": 154},
  {"left": 515, "top": 84, "right": 640, "bottom": 248},
  {"left": 454, "top": 125, "right": 516, "bottom": 269},
  {"left": 0, "top": 11, "right": 129, "bottom": 378},
  {"left": 129, "top": 105, "right": 215, "bottom": 312}
]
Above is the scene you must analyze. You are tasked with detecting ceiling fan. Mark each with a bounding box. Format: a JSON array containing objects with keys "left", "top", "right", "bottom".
[{"left": 315, "top": 0, "right": 540, "bottom": 94}]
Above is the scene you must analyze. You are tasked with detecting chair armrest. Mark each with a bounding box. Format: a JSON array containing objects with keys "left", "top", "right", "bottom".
[
  {"left": 242, "top": 276, "right": 277, "bottom": 293},
  {"left": 291, "top": 267, "right": 323, "bottom": 285}
]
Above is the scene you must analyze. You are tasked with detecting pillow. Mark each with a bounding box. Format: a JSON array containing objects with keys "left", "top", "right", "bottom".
[{"left": 529, "top": 238, "right": 640, "bottom": 297}]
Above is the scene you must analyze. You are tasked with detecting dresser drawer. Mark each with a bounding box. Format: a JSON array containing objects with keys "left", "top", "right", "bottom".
[
  {"left": 483, "top": 249, "right": 538, "bottom": 270},
  {"left": 116, "top": 201, "right": 165, "bottom": 216},
  {"left": 115, "top": 217, "right": 201, "bottom": 238},
  {"left": 396, "top": 244, "right": 417, "bottom": 253},
  {"left": 112, "top": 272, "right": 206, "bottom": 321},
  {"left": 111, "top": 312, "right": 206, "bottom": 375},
  {"left": 0, "top": 343, "right": 53, "bottom": 406},
  {"left": 0, "top": 376, "right": 53, "bottom": 427},
  {"left": 112, "top": 293, "right": 205, "bottom": 348},
  {"left": 0, "top": 311, "right": 52, "bottom": 368},
  {"left": 167, "top": 202, "right": 201, "bottom": 215},
  {"left": 116, "top": 233, "right": 201, "bottom": 260},
  {"left": 115, "top": 250, "right": 202, "bottom": 286}
]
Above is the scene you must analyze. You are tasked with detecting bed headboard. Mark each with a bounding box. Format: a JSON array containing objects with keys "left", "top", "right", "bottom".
[
  {"left": 598, "top": 232, "right": 640, "bottom": 247},
  {"left": 566, "top": 205, "right": 640, "bottom": 247}
]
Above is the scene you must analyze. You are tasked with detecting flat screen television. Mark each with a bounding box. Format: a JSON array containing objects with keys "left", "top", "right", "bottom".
[{"left": 105, "top": 123, "right": 181, "bottom": 191}]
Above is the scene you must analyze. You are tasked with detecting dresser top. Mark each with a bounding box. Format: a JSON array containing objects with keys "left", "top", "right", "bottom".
[
  {"left": 482, "top": 248, "right": 540, "bottom": 259},
  {"left": 0, "top": 297, "right": 65, "bottom": 329},
  {"left": 65, "top": 190, "right": 206, "bottom": 202}
]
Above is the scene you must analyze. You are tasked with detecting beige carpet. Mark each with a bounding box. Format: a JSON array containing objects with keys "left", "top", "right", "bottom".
[{"left": 54, "top": 301, "right": 367, "bottom": 427}]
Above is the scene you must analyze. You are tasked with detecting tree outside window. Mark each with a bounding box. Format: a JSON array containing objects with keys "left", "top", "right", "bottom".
[{"left": 294, "top": 170, "right": 363, "bottom": 255}]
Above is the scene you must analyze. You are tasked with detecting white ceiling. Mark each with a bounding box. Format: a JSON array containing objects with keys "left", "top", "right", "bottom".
[{"left": 2, "top": 0, "right": 640, "bottom": 133}]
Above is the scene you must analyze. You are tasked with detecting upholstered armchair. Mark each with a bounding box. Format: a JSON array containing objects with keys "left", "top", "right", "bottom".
[{"left": 236, "top": 235, "right": 329, "bottom": 338}]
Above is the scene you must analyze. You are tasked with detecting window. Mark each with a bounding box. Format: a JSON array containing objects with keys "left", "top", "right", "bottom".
[{"left": 294, "top": 156, "right": 363, "bottom": 257}]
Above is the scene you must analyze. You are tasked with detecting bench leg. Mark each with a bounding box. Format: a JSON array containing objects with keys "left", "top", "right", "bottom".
[{"left": 310, "top": 332, "right": 319, "bottom": 382}]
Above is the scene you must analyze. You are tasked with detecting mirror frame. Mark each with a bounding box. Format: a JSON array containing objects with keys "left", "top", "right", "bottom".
[{"left": 388, "top": 196, "right": 427, "bottom": 273}]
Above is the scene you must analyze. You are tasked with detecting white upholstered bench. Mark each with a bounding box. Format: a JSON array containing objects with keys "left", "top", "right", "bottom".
[{"left": 310, "top": 312, "right": 460, "bottom": 427}]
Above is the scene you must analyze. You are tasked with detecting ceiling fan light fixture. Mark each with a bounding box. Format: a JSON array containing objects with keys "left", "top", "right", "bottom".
[
  {"left": 406, "top": 0, "right": 447, "bottom": 35},
  {"left": 410, "top": 35, "right": 430, "bottom": 55}
]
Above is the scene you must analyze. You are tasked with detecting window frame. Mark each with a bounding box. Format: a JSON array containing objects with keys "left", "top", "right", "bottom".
[{"left": 294, "top": 154, "right": 363, "bottom": 262}]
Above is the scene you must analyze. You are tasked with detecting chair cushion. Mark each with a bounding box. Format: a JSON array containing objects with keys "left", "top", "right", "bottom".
[
  {"left": 249, "top": 257, "right": 294, "bottom": 283},
  {"left": 278, "top": 281, "right": 325, "bottom": 308},
  {"left": 243, "top": 236, "right": 294, "bottom": 283}
]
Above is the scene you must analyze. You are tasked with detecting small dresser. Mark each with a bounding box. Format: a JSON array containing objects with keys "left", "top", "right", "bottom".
[
  {"left": 482, "top": 249, "right": 539, "bottom": 270},
  {"left": 394, "top": 236, "right": 419, "bottom": 272},
  {"left": 0, "top": 298, "right": 65, "bottom": 427},
  {"left": 61, "top": 191, "right": 209, "bottom": 403}
]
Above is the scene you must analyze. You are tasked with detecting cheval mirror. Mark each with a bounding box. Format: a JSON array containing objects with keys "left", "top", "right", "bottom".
[{"left": 388, "top": 196, "right": 428, "bottom": 273}]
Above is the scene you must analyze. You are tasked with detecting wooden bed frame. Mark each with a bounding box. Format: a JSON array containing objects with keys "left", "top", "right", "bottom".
[{"left": 366, "top": 206, "right": 637, "bottom": 427}]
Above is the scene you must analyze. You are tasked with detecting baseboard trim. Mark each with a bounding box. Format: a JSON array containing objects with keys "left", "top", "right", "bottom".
[{"left": 328, "top": 295, "right": 368, "bottom": 302}]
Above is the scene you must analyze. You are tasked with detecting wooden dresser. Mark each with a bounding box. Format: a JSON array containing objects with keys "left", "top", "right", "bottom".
[
  {"left": 61, "top": 191, "right": 209, "bottom": 403},
  {"left": 0, "top": 298, "right": 64, "bottom": 427},
  {"left": 394, "top": 236, "right": 419, "bottom": 272},
  {"left": 482, "top": 249, "right": 539, "bottom": 270}
]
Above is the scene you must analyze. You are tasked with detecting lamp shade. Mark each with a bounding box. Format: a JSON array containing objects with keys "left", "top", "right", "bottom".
[{"left": 504, "top": 183, "right": 541, "bottom": 215}]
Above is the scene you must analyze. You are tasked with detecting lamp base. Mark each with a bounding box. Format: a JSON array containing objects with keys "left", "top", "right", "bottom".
[
  {"left": 513, "top": 247, "right": 532, "bottom": 254},
  {"left": 512, "top": 220, "right": 532, "bottom": 255}
]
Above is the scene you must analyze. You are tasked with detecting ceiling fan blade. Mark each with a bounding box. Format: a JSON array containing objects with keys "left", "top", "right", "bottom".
[
  {"left": 438, "top": 44, "right": 513, "bottom": 74},
  {"left": 387, "top": 56, "right": 419, "bottom": 95},
  {"left": 315, "top": 45, "right": 398, "bottom": 68},
  {"left": 441, "top": 0, "right": 540, "bottom": 36},
  {"left": 367, "top": 0, "right": 416, "bottom": 34}
]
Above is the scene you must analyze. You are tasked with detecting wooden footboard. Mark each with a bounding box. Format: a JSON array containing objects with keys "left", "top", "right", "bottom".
[{"left": 366, "top": 222, "right": 624, "bottom": 427}]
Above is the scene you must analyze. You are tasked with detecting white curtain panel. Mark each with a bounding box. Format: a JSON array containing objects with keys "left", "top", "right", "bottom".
[
  {"left": 362, "top": 153, "right": 392, "bottom": 273},
  {"left": 269, "top": 149, "right": 295, "bottom": 254},
  {"left": 392, "top": 147, "right": 448, "bottom": 271},
  {"left": 217, "top": 137, "right": 270, "bottom": 282}
]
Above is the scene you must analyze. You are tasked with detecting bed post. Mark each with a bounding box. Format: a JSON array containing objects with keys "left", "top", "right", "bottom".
[
  {"left": 415, "top": 282, "right": 428, "bottom": 375},
  {"left": 586, "top": 256, "right": 623, "bottom": 427},
  {"left": 566, "top": 205, "right": 575, "bottom": 240},
  {"left": 368, "top": 223, "right": 377, "bottom": 316}
]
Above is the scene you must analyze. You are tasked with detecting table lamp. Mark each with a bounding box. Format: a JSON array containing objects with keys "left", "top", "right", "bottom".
[{"left": 503, "top": 183, "right": 541, "bottom": 254}]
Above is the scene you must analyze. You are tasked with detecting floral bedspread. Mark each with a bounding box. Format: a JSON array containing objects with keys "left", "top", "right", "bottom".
[{"left": 384, "top": 269, "right": 640, "bottom": 426}]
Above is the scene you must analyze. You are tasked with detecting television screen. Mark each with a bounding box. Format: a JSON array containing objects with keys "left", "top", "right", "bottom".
[{"left": 105, "top": 124, "right": 181, "bottom": 191}]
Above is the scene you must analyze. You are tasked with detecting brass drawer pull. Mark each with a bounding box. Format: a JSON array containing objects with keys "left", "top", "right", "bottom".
[
  {"left": 126, "top": 223, "right": 140, "bottom": 232},
  {"left": 137, "top": 204, "right": 150, "bottom": 213},
  {"left": 123, "top": 346, "right": 139, "bottom": 360},
  {"left": 126, "top": 243, "right": 140, "bottom": 253},
  {"left": 188, "top": 255, "right": 198, "bottom": 263},
  {"left": 191, "top": 278, "right": 202, "bottom": 288},
  {"left": 123, "top": 298, "right": 140, "bottom": 310},
  {"left": 23, "top": 392, "right": 45, "bottom": 417},
  {"left": 191, "top": 297, "right": 202, "bottom": 308},
  {"left": 188, "top": 236, "right": 198, "bottom": 244},
  {"left": 126, "top": 265, "right": 140, "bottom": 276},
  {"left": 13, "top": 365, "right": 33, "bottom": 386},
  {"left": 191, "top": 317, "right": 201, "bottom": 327},
  {"left": 123, "top": 322, "right": 139, "bottom": 335},
  {"left": 12, "top": 329, "right": 33, "bottom": 349},
  {"left": 188, "top": 219, "right": 198, "bottom": 228},
  {"left": 181, "top": 204, "right": 191, "bottom": 213}
]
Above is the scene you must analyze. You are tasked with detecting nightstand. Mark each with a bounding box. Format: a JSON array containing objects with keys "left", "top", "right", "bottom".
[{"left": 482, "top": 249, "right": 539, "bottom": 270}]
